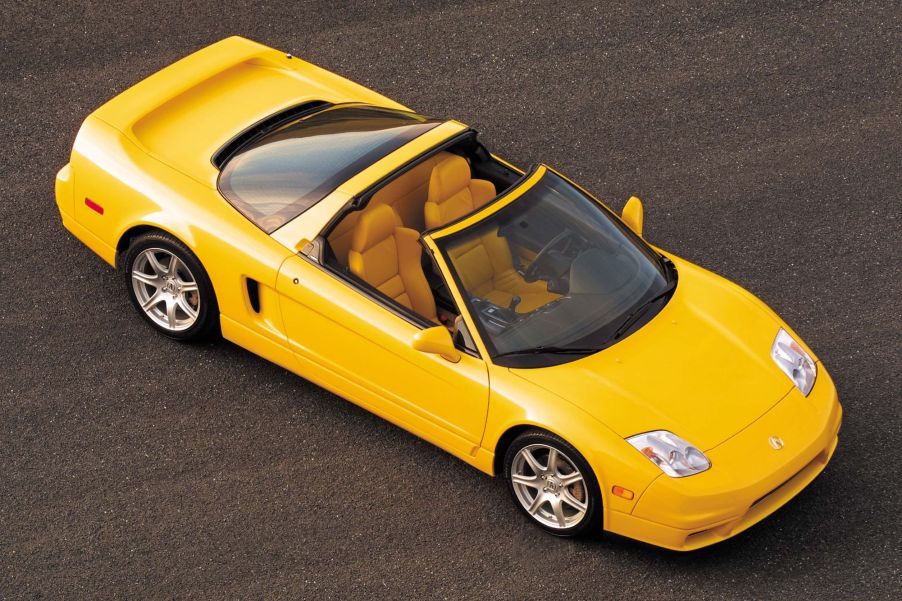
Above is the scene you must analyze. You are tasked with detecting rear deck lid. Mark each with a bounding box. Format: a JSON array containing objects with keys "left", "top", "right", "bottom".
[{"left": 91, "top": 36, "right": 409, "bottom": 187}]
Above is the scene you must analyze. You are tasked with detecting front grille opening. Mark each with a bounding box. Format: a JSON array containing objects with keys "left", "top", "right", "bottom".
[
  {"left": 752, "top": 464, "right": 807, "bottom": 508},
  {"left": 687, "top": 528, "right": 714, "bottom": 539}
]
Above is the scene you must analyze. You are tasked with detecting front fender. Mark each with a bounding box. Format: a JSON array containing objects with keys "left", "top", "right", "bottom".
[{"left": 482, "top": 365, "right": 661, "bottom": 520}]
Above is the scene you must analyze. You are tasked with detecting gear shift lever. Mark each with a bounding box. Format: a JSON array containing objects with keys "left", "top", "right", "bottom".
[{"left": 508, "top": 295, "right": 521, "bottom": 312}]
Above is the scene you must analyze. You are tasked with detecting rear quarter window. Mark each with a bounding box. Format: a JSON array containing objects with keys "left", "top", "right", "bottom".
[{"left": 218, "top": 105, "right": 440, "bottom": 233}]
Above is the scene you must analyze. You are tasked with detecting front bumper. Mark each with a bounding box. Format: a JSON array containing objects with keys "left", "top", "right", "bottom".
[{"left": 607, "top": 364, "right": 841, "bottom": 551}]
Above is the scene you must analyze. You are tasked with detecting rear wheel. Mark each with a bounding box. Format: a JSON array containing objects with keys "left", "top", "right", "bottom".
[
  {"left": 504, "top": 430, "right": 602, "bottom": 537},
  {"left": 123, "top": 231, "right": 219, "bottom": 341}
]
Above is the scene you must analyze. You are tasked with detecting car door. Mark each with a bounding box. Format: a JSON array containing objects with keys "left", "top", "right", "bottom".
[{"left": 275, "top": 254, "right": 489, "bottom": 458}]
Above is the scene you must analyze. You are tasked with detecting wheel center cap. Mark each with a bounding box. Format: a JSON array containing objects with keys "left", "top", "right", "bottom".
[
  {"left": 544, "top": 477, "right": 560, "bottom": 493},
  {"left": 164, "top": 279, "right": 179, "bottom": 294}
]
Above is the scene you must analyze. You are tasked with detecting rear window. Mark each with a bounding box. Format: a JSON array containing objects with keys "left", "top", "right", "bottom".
[{"left": 218, "top": 105, "right": 441, "bottom": 232}]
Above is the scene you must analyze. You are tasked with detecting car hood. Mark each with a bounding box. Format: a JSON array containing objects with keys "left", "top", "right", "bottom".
[{"left": 510, "top": 257, "right": 793, "bottom": 451}]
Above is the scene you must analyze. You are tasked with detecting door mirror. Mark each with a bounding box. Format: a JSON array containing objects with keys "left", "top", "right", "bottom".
[
  {"left": 413, "top": 326, "right": 461, "bottom": 363},
  {"left": 621, "top": 196, "right": 644, "bottom": 237}
]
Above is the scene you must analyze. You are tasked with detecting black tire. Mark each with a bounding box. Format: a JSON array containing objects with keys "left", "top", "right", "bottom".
[
  {"left": 122, "top": 231, "right": 219, "bottom": 342},
  {"left": 503, "top": 429, "right": 603, "bottom": 537}
]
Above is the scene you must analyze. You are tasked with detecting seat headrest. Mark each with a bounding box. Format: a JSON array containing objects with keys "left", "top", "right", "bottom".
[
  {"left": 428, "top": 155, "right": 472, "bottom": 206},
  {"left": 351, "top": 204, "right": 401, "bottom": 252}
]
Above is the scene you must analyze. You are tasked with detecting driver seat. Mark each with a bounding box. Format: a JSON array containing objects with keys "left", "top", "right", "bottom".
[
  {"left": 424, "top": 154, "right": 497, "bottom": 228},
  {"left": 349, "top": 204, "right": 437, "bottom": 323},
  {"left": 425, "top": 155, "right": 558, "bottom": 313}
]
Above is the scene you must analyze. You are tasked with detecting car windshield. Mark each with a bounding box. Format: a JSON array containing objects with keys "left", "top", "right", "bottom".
[
  {"left": 219, "top": 105, "right": 440, "bottom": 233},
  {"left": 434, "top": 169, "right": 675, "bottom": 368}
]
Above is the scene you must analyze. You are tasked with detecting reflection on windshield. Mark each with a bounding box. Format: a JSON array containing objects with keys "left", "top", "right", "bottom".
[{"left": 435, "top": 170, "right": 673, "bottom": 367}]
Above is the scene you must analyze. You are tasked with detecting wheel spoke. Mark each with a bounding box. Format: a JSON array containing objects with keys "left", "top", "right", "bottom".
[
  {"left": 179, "top": 280, "right": 198, "bottom": 293},
  {"left": 511, "top": 473, "right": 542, "bottom": 489},
  {"left": 546, "top": 447, "right": 559, "bottom": 475},
  {"left": 146, "top": 252, "right": 167, "bottom": 276},
  {"left": 141, "top": 290, "right": 164, "bottom": 311},
  {"left": 527, "top": 492, "right": 545, "bottom": 515},
  {"left": 167, "top": 255, "right": 181, "bottom": 277},
  {"left": 561, "top": 489, "right": 587, "bottom": 513},
  {"left": 551, "top": 497, "right": 567, "bottom": 527},
  {"left": 132, "top": 270, "right": 160, "bottom": 287},
  {"left": 176, "top": 296, "right": 198, "bottom": 318},
  {"left": 521, "top": 448, "right": 544, "bottom": 475},
  {"left": 559, "top": 472, "right": 583, "bottom": 487},
  {"left": 166, "top": 298, "right": 178, "bottom": 328}
]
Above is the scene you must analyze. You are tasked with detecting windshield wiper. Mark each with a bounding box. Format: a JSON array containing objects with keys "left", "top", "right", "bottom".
[
  {"left": 612, "top": 281, "right": 677, "bottom": 340},
  {"left": 494, "top": 345, "right": 601, "bottom": 359},
  {"left": 660, "top": 255, "right": 677, "bottom": 282}
]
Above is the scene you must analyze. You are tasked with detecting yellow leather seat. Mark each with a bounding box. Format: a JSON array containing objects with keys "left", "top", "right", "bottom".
[
  {"left": 425, "top": 155, "right": 559, "bottom": 313},
  {"left": 424, "top": 154, "right": 497, "bottom": 228},
  {"left": 349, "top": 204, "right": 437, "bottom": 322},
  {"left": 328, "top": 151, "right": 455, "bottom": 266}
]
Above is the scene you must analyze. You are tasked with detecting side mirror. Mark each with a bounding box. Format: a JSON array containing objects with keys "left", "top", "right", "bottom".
[
  {"left": 413, "top": 326, "right": 461, "bottom": 363},
  {"left": 622, "top": 196, "right": 644, "bottom": 237}
]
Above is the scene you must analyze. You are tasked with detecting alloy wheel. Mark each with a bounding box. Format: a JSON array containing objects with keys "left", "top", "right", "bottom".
[
  {"left": 510, "top": 443, "right": 589, "bottom": 529},
  {"left": 130, "top": 248, "right": 201, "bottom": 332}
]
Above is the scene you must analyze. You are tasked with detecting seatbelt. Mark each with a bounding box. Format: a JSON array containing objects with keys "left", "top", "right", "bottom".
[{"left": 506, "top": 236, "right": 527, "bottom": 275}]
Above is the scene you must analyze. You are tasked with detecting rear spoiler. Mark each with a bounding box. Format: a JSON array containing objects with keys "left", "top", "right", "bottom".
[{"left": 88, "top": 36, "right": 409, "bottom": 180}]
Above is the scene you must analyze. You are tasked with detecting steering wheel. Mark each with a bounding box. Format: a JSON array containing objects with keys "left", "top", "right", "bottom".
[{"left": 522, "top": 229, "right": 573, "bottom": 282}]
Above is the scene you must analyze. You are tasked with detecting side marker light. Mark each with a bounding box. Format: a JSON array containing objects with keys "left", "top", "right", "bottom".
[
  {"left": 612, "top": 485, "right": 635, "bottom": 500},
  {"left": 85, "top": 198, "right": 104, "bottom": 215}
]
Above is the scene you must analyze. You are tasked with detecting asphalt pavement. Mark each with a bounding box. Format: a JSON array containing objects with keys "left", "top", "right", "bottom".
[{"left": 2, "top": 1, "right": 900, "bottom": 599}]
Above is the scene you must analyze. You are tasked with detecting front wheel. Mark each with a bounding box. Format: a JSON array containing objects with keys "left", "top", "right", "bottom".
[
  {"left": 504, "top": 430, "right": 602, "bottom": 537},
  {"left": 123, "top": 231, "right": 219, "bottom": 341}
]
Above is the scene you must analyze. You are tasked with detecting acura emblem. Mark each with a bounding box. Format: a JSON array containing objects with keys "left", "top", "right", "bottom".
[{"left": 769, "top": 436, "right": 784, "bottom": 450}]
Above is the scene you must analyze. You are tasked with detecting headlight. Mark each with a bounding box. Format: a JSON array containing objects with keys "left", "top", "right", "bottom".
[
  {"left": 626, "top": 431, "right": 711, "bottom": 477},
  {"left": 771, "top": 328, "right": 817, "bottom": 396}
]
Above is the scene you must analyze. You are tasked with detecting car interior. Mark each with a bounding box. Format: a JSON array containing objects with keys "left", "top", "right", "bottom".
[{"left": 318, "top": 134, "right": 559, "bottom": 350}]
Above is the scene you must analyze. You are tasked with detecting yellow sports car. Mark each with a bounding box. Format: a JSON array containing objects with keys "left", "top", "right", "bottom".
[{"left": 56, "top": 36, "right": 841, "bottom": 550}]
